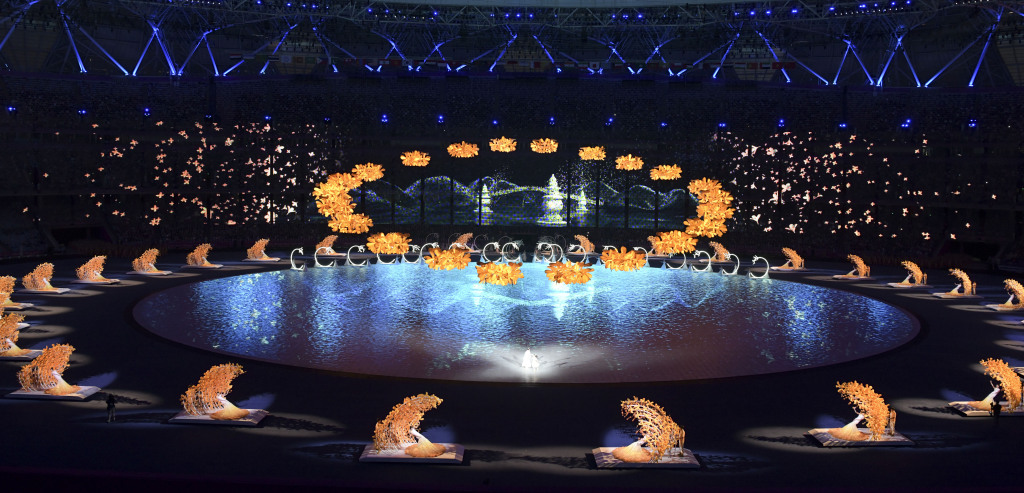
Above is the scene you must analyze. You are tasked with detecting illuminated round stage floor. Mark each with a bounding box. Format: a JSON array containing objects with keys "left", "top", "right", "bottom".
[{"left": 133, "top": 262, "right": 917, "bottom": 383}]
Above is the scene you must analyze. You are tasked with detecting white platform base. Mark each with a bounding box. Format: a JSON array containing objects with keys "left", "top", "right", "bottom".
[
  {"left": 807, "top": 428, "right": 914, "bottom": 447},
  {"left": 16, "top": 322, "right": 29, "bottom": 330},
  {"left": 70, "top": 279, "right": 120, "bottom": 284},
  {"left": 948, "top": 401, "right": 1023, "bottom": 417},
  {"left": 887, "top": 283, "right": 930, "bottom": 288},
  {"left": 0, "top": 349, "right": 42, "bottom": 361},
  {"left": 6, "top": 385, "right": 100, "bottom": 401},
  {"left": 243, "top": 258, "right": 281, "bottom": 263},
  {"left": 1, "top": 302, "right": 33, "bottom": 310},
  {"left": 832, "top": 275, "right": 873, "bottom": 280},
  {"left": 985, "top": 304, "right": 1021, "bottom": 312},
  {"left": 20, "top": 288, "right": 70, "bottom": 294},
  {"left": 127, "top": 270, "right": 172, "bottom": 276},
  {"left": 181, "top": 264, "right": 223, "bottom": 269},
  {"left": 932, "top": 293, "right": 982, "bottom": 299},
  {"left": 168, "top": 409, "right": 269, "bottom": 426},
  {"left": 359, "top": 444, "right": 465, "bottom": 464},
  {"left": 770, "top": 267, "right": 805, "bottom": 272},
  {"left": 593, "top": 447, "right": 700, "bottom": 469}
]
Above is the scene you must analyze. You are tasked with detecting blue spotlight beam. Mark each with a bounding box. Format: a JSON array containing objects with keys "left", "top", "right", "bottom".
[
  {"left": 74, "top": 24, "right": 129, "bottom": 75},
  {"left": 969, "top": 10, "right": 1001, "bottom": 88},
  {"left": 319, "top": 34, "right": 358, "bottom": 59},
  {"left": 0, "top": 0, "right": 37, "bottom": 28},
  {"left": 755, "top": 30, "right": 791, "bottom": 83},
  {"left": 205, "top": 36, "right": 220, "bottom": 76},
  {"left": 178, "top": 33, "right": 208, "bottom": 76},
  {"left": 677, "top": 34, "right": 737, "bottom": 77},
  {"left": 924, "top": 27, "right": 990, "bottom": 87},
  {"left": 313, "top": 33, "right": 334, "bottom": 72},
  {"left": 488, "top": 26, "right": 518, "bottom": 72},
  {"left": 260, "top": 23, "right": 297, "bottom": 74},
  {"left": 833, "top": 43, "right": 850, "bottom": 85},
  {"left": 875, "top": 35, "right": 903, "bottom": 87},
  {"left": 147, "top": 22, "right": 178, "bottom": 76},
  {"left": 132, "top": 32, "right": 157, "bottom": 76},
  {"left": 760, "top": 30, "right": 827, "bottom": 85},
  {"left": 901, "top": 47, "right": 921, "bottom": 87},
  {"left": 712, "top": 38, "right": 737, "bottom": 79},
  {"left": 224, "top": 39, "right": 274, "bottom": 75},
  {"left": 532, "top": 35, "right": 555, "bottom": 63},
  {"left": 846, "top": 41, "right": 875, "bottom": 85},
  {"left": 58, "top": 11, "right": 85, "bottom": 73}
]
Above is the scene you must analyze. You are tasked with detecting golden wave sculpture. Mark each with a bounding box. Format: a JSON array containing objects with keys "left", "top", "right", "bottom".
[
  {"left": 373, "top": 393, "right": 446, "bottom": 457},
  {"left": 0, "top": 312, "right": 29, "bottom": 357},
  {"left": 612, "top": 397, "right": 685, "bottom": 463},
  {"left": 835, "top": 254, "right": 870, "bottom": 279},
  {"left": 424, "top": 247, "right": 471, "bottom": 271},
  {"left": 896, "top": 261, "right": 927, "bottom": 286},
  {"left": 544, "top": 261, "right": 594, "bottom": 284},
  {"left": 829, "top": 381, "right": 893, "bottom": 441},
  {"left": 22, "top": 263, "right": 57, "bottom": 291},
  {"left": 75, "top": 256, "right": 113, "bottom": 282},
  {"left": 186, "top": 244, "right": 217, "bottom": 267},
  {"left": 779, "top": 247, "right": 805, "bottom": 270},
  {"left": 947, "top": 269, "right": 976, "bottom": 296},
  {"left": 476, "top": 262, "right": 524, "bottom": 285},
  {"left": 17, "top": 344, "right": 79, "bottom": 395},
  {"left": 180, "top": 363, "right": 250, "bottom": 420}
]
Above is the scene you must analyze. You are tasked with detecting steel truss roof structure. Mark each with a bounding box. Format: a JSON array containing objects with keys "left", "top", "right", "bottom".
[{"left": 2, "top": 0, "right": 1023, "bottom": 86}]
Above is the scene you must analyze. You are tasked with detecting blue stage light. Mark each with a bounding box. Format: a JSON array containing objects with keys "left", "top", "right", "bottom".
[
  {"left": 492, "top": 120, "right": 499, "bottom": 125},
  {"left": 718, "top": 122, "right": 727, "bottom": 128},
  {"left": 381, "top": 114, "right": 388, "bottom": 123},
  {"left": 437, "top": 115, "right": 445, "bottom": 123},
  {"left": 549, "top": 116, "right": 555, "bottom": 125}
]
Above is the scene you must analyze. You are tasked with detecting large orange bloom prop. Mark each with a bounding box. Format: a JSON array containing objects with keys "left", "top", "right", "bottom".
[
  {"left": 476, "top": 262, "right": 525, "bottom": 285},
  {"left": 578, "top": 146, "right": 606, "bottom": 161},
  {"left": 650, "top": 165, "right": 682, "bottom": 181},
  {"left": 447, "top": 141, "right": 479, "bottom": 158},
  {"left": 615, "top": 154, "right": 644, "bottom": 170},
  {"left": 601, "top": 247, "right": 646, "bottom": 272},
  {"left": 648, "top": 230, "right": 697, "bottom": 256},
  {"left": 530, "top": 138, "right": 558, "bottom": 154},
  {"left": 366, "top": 232, "right": 411, "bottom": 255},
  {"left": 489, "top": 137, "right": 517, "bottom": 152},
  {"left": 401, "top": 150, "right": 430, "bottom": 167},
  {"left": 544, "top": 261, "right": 594, "bottom": 285},
  {"left": 313, "top": 163, "right": 384, "bottom": 234},
  {"left": 424, "top": 247, "right": 471, "bottom": 271},
  {"left": 683, "top": 178, "right": 735, "bottom": 238}
]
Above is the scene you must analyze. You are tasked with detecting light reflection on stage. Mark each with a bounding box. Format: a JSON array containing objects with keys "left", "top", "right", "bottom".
[{"left": 134, "top": 263, "right": 917, "bottom": 383}]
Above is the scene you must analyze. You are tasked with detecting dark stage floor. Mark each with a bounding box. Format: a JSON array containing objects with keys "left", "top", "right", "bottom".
[{"left": 1, "top": 252, "right": 1022, "bottom": 492}]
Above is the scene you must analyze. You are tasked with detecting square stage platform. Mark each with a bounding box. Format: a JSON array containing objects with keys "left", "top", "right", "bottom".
[
  {"left": 807, "top": 428, "right": 914, "bottom": 447},
  {"left": 359, "top": 444, "right": 464, "bottom": 464},
  {"left": 168, "top": 409, "right": 268, "bottom": 426},
  {"left": 948, "top": 401, "right": 1021, "bottom": 417},
  {"left": 6, "top": 385, "right": 101, "bottom": 401},
  {"left": 592, "top": 447, "right": 700, "bottom": 469},
  {"left": 20, "top": 288, "right": 70, "bottom": 294},
  {"left": 0, "top": 349, "right": 42, "bottom": 361}
]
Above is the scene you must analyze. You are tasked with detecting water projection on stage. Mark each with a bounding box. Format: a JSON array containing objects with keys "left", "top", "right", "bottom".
[{"left": 134, "top": 262, "right": 917, "bottom": 383}]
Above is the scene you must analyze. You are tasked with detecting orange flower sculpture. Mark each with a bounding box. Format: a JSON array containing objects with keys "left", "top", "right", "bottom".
[
  {"left": 578, "top": 146, "right": 606, "bottom": 161},
  {"left": 476, "top": 262, "right": 525, "bottom": 285},
  {"left": 451, "top": 232, "right": 474, "bottom": 249},
  {"left": 373, "top": 393, "right": 446, "bottom": 457},
  {"left": 648, "top": 230, "right": 697, "bottom": 256},
  {"left": 180, "top": 363, "right": 250, "bottom": 420},
  {"left": 899, "top": 261, "right": 927, "bottom": 285},
  {"left": 781, "top": 247, "right": 805, "bottom": 269},
  {"left": 76, "top": 256, "right": 112, "bottom": 282},
  {"left": 601, "top": 247, "right": 647, "bottom": 272},
  {"left": 18, "top": 344, "right": 78, "bottom": 395},
  {"left": 544, "top": 261, "right": 594, "bottom": 285},
  {"left": 981, "top": 358, "right": 1022, "bottom": 410},
  {"left": 131, "top": 248, "right": 162, "bottom": 273},
  {"left": 247, "top": 239, "right": 273, "bottom": 260},
  {"left": 848, "top": 254, "right": 870, "bottom": 278},
  {"left": 424, "top": 247, "right": 471, "bottom": 271},
  {"left": 683, "top": 177, "right": 735, "bottom": 238},
  {"left": 708, "top": 241, "right": 729, "bottom": 262},
  {"left": 615, "top": 154, "right": 644, "bottom": 171},
  {"left": 366, "top": 232, "right": 411, "bottom": 255},
  {"left": 401, "top": 150, "right": 430, "bottom": 167},
  {"left": 832, "top": 381, "right": 890, "bottom": 441},
  {"left": 573, "top": 235, "right": 595, "bottom": 254},
  {"left": 315, "top": 235, "right": 339, "bottom": 254},
  {"left": 1002, "top": 279, "right": 1024, "bottom": 309},
  {"left": 22, "top": 263, "right": 56, "bottom": 291},
  {"left": 186, "top": 244, "right": 215, "bottom": 267},
  {"left": 489, "top": 137, "right": 517, "bottom": 153},
  {"left": 947, "top": 269, "right": 975, "bottom": 296},
  {"left": 530, "top": 138, "right": 558, "bottom": 154},
  {"left": 353, "top": 163, "right": 385, "bottom": 182},
  {"left": 447, "top": 141, "right": 479, "bottom": 158},
  {"left": 650, "top": 165, "right": 682, "bottom": 181},
  {"left": 0, "top": 312, "right": 29, "bottom": 357},
  {"left": 0, "top": 276, "right": 14, "bottom": 295},
  {"left": 612, "top": 397, "right": 685, "bottom": 463}
]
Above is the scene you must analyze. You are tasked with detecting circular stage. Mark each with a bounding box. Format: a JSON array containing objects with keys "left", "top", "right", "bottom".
[{"left": 133, "top": 263, "right": 918, "bottom": 383}]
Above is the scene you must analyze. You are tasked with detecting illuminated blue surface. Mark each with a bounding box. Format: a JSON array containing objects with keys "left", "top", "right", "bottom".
[{"left": 134, "top": 263, "right": 917, "bottom": 383}]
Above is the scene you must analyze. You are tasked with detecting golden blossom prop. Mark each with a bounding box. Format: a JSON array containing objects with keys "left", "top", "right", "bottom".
[
  {"left": 980, "top": 358, "right": 1022, "bottom": 410},
  {"left": 847, "top": 254, "right": 870, "bottom": 278},
  {"left": 353, "top": 163, "right": 385, "bottom": 182},
  {"left": 476, "top": 262, "right": 525, "bottom": 285},
  {"left": 947, "top": 269, "right": 976, "bottom": 296},
  {"left": 489, "top": 137, "right": 517, "bottom": 153},
  {"left": 132, "top": 248, "right": 162, "bottom": 273},
  {"left": 601, "top": 247, "right": 646, "bottom": 272},
  {"left": 572, "top": 235, "right": 595, "bottom": 254},
  {"left": 401, "top": 150, "right": 430, "bottom": 167},
  {"left": 22, "top": 263, "right": 57, "bottom": 291},
  {"left": 0, "top": 312, "right": 29, "bottom": 357},
  {"left": 648, "top": 230, "right": 697, "bottom": 256},
  {"left": 374, "top": 393, "right": 446, "bottom": 457},
  {"left": 18, "top": 344, "right": 79, "bottom": 395},
  {"left": 544, "top": 261, "right": 594, "bottom": 285},
  {"left": 781, "top": 247, "right": 805, "bottom": 269},
  {"left": 899, "top": 261, "right": 927, "bottom": 285},
  {"left": 313, "top": 165, "right": 383, "bottom": 234},
  {"left": 180, "top": 363, "right": 250, "bottom": 420},
  {"left": 246, "top": 239, "right": 273, "bottom": 260},
  {"left": 451, "top": 232, "right": 474, "bottom": 249},
  {"left": 1002, "top": 279, "right": 1024, "bottom": 309},
  {"left": 615, "top": 154, "right": 644, "bottom": 171},
  {"left": 447, "top": 141, "right": 479, "bottom": 158},
  {"left": 578, "top": 146, "right": 606, "bottom": 161},
  {"left": 0, "top": 276, "right": 14, "bottom": 296},
  {"left": 831, "top": 381, "right": 891, "bottom": 441},
  {"left": 75, "top": 256, "right": 111, "bottom": 282},
  {"left": 649, "top": 165, "right": 682, "bottom": 181},
  {"left": 186, "top": 244, "right": 215, "bottom": 266},
  {"left": 530, "top": 138, "right": 558, "bottom": 154},
  {"left": 683, "top": 178, "right": 735, "bottom": 238},
  {"left": 612, "top": 397, "right": 685, "bottom": 463},
  {"left": 315, "top": 235, "right": 339, "bottom": 254},
  {"left": 366, "top": 232, "right": 411, "bottom": 255},
  {"left": 708, "top": 241, "right": 730, "bottom": 262},
  {"left": 424, "top": 247, "right": 471, "bottom": 271}
]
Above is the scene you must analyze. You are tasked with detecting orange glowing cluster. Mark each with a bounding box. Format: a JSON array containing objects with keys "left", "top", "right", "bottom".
[
  {"left": 601, "top": 247, "right": 647, "bottom": 272},
  {"left": 316, "top": 235, "right": 339, "bottom": 252},
  {"left": 489, "top": 137, "right": 517, "bottom": 153},
  {"left": 366, "top": 232, "right": 411, "bottom": 255},
  {"left": 447, "top": 141, "right": 479, "bottom": 158},
  {"left": 578, "top": 146, "right": 606, "bottom": 161},
  {"left": 476, "top": 262, "right": 525, "bottom": 285},
  {"left": 848, "top": 254, "right": 870, "bottom": 277},
  {"left": 186, "top": 244, "right": 214, "bottom": 266},
  {"left": 836, "top": 381, "right": 890, "bottom": 439},
  {"left": 980, "top": 358, "right": 1022, "bottom": 409},
  {"left": 530, "top": 138, "right": 558, "bottom": 154},
  {"left": 1003, "top": 279, "right": 1024, "bottom": 308},
  {"left": 132, "top": 248, "right": 161, "bottom": 273},
  {"left": 545, "top": 261, "right": 594, "bottom": 285},
  {"left": 649, "top": 165, "right": 682, "bottom": 181},
  {"left": 22, "top": 263, "right": 56, "bottom": 291},
  {"left": 18, "top": 344, "right": 78, "bottom": 395},
  {"left": 615, "top": 154, "right": 644, "bottom": 171},
  {"left": 573, "top": 235, "right": 595, "bottom": 254},
  {"left": 424, "top": 247, "right": 472, "bottom": 271},
  {"left": 313, "top": 164, "right": 383, "bottom": 234},
  {"left": 373, "top": 393, "right": 443, "bottom": 452},
  {"left": 900, "top": 261, "right": 926, "bottom": 285},
  {"left": 648, "top": 230, "right": 697, "bottom": 256},
  {"left": 948, "top": 269, "right": 975, "bottom": 295},
  {"left": 709, "top": 241, "right": 730, "bottom": 262},
  {"left": 180, "top": 363, "right": 249, "bottom": 419},
  {"left": 0, "top": 276, "right": 15, "bottom": 307},
  {"left": 781, "top": 247, "right": 805, "bottom": 269},
  {"left": 684, "top": 178, "right": 735, "bottom": 238},
  {"left": 76, "top": 256, "right": 111, "bottom": 282},
  {"left": 400, "top": 150, "right": 431, "bottom": 167},
  {"left": 246, "top": 239, "right": 273, "bottom": 260},
  {"left": 614, "top": 397, "right": 685, "bottom": 463},
  {"left": 0, "top": 312, "right": 28, "bottom": 356}
]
